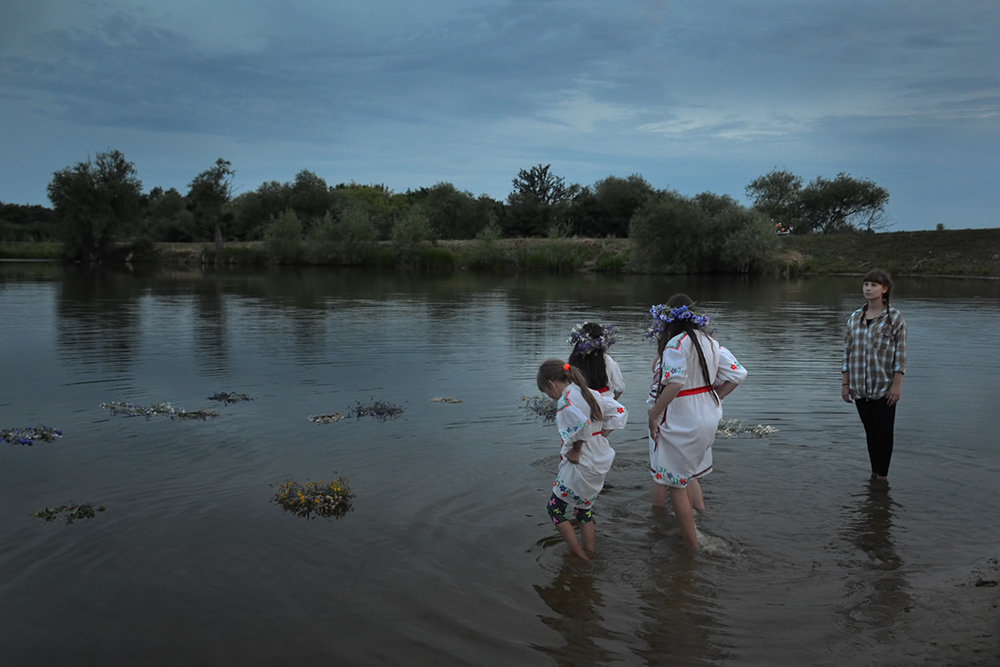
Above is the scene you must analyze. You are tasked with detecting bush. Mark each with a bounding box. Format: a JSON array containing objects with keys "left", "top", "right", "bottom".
[
  {"left": 629, "top": 192, "right": 775, "bottom": 273},
  {"left": 464, "top": 220, "right": 513, "bottom": 271},
  {"left": 264, "top": 209, "right": 304, "bottom": 263},
  {"left": 391, "top": 209, "right": 435, "bottom": 268},
  {"left": 629, "top": 195, "right": 706, "bottom": 272}
]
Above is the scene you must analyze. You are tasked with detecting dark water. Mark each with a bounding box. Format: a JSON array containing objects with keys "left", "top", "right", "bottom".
[{"left": 1, "top": 263, "right": 998, "bottom": 666}]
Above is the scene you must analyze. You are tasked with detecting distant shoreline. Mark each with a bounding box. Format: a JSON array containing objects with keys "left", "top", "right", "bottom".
[{"left": 3, "top": 227, "right": 999, "bottom": 277}]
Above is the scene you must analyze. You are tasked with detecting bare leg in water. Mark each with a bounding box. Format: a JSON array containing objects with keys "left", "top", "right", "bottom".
[
  {"left": 556, "top": 521, "right": 591, "bottom": 561},
  {"left": 670, "top": 486, "right": 699, "bottom": 549}
]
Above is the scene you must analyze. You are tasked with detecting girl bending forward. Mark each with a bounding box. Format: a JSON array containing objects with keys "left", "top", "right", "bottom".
[
  {"left": 537, "top": 359, "right": 625, "bottom": 561},
  {"left": 646, "top": 295, "right": 747, "bottom": 549}
]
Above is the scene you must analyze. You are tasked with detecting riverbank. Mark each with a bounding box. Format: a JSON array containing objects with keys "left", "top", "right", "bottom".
[
  {"left": 777, "top": 228, "right": 1000, "bottom": 277},
  {"left": 3, "top": 227, "right": 998, "bottom": 276}
]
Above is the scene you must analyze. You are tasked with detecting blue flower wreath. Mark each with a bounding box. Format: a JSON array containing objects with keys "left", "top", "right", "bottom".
[
  {"left": 644, "top": 304, "right": 710, "bottom": 339},
  {"left": 567, "top": 323, "right": 619, "bottom": 354}
]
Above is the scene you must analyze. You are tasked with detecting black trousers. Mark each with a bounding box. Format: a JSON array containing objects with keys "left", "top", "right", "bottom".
[{"left": 855, "top": 397, "right": 896, "bottom": 477}]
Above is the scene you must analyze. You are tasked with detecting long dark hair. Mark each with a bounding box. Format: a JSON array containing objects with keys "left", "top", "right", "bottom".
[
  {"left": 568, "top": 322, "right": 609, "bottom": 390},
  {"left": 654, "top": 294, "right": 719, "bottom": 406},
  {"left": 863, "top": 268, "right": 893, "bottom": 308},
  {"left": 537, "top": 358, "right": 603, "bottom": 421}
]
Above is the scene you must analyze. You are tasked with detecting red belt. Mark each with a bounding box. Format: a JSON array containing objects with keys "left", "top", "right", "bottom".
[
  {"left": 677, "top": 385, "right": 714, "bottom": 397},
  {"left": 658, "top": 385, "right": 715, "bottom": 427}
]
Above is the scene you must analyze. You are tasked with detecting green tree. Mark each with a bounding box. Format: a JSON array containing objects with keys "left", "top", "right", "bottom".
[
  {"left": 143, "top": 187, "right": 189, "bottom": 241},
  {"left": 47, "top": 149, "right": 143, "bottom": 261},
  {"left": 746, "top": 169, "right": 890, "bottom": 234},
  {"left": 231, "top": 180, "right": 292, "bottom": 241},
  {"left": 630, "top": 190, "right": 775, "bottom": 273},
  {"left": 745, "top": 169, "right": 802, "bottom": 234},
  {"left": 695, "top": 193, "right": 776, "bottom": 273},
  {"left": 506, "top": 164, "right": 571, "bottom": 237},
  {"left": 330, "top": 183, "right": 402, "bottom": 241},
  {"left": 289, "top": 170, "right": 331, "bottom": 226},
  {"left": 799, "top": 173, "right": 890, "bottom": 233},
  {"left": 405, "top": 182, "right": 492, "bottom": 239},
  {"left": 187, "top": 158, "right": 235, "bottom": 252},
  {"left": 629, "top": 192, "right": 706, "bottom": 272},
  {"left": 570, "top": 174, "right": 655, "bottom": 237}
]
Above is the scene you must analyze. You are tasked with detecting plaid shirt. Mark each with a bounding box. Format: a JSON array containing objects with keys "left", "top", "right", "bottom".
[{"left": 842, "top": 305, "right": 907, "bottom": 399}]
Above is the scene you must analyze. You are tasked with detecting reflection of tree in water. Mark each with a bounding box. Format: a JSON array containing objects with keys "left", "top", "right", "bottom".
[
  {"left": 56, "top": 267, "right": 140, "bottom": 376},
  {"left": 839, "top": 481, "right": 913, "bottom": 636},
  {"left": 633, "top": 524, "right": 731, "bottom": 665},
  {"left": 192, "top": 274, "right": 229, "bottom": 377},
  {"left": 532, "top": 561, "right": 616, "bottom": 667}
]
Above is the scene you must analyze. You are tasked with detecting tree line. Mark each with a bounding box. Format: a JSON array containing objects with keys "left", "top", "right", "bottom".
[{"left": 1, "top": 150, "right": 891, "bottom": 271}]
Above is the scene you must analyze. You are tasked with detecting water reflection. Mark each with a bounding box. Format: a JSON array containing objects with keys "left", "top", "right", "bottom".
[
  {"left": 633, "top": 516, "right": 729, "bottom": 665},
  {"left": 192, "top": 273, "right": 230, "bottom": 377},
  {"left": 531, "top": 561, "right": 617, "bottom": 666},
  {"left": 56, "top": 266, "right": 140, "bottom": 376},
  {"left": 839, "top": 481, "right": 913, "bottom": 635}
]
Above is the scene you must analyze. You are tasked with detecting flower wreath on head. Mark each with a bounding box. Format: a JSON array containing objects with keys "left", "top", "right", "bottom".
[
  {"left": 567, "top": 323, "right": 619, "bottom": 354},
  {"left": 644, "top": 304, "right": 710, "bottom": 339}
]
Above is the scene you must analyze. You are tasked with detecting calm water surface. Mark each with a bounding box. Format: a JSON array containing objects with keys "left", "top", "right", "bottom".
[{"left": 1, "top": 264, "right": 998, "bottom": 666}]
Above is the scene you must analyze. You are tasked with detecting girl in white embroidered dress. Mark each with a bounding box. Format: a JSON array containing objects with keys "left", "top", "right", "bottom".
[
  {"left": 537, "top": 359, "right": 624, "bottom": 561},
  {"left": 646, "top": 294, "right": 747, "bottom": 550}
]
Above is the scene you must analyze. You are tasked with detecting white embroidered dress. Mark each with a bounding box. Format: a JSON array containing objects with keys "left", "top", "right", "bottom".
[
  {"left": 597, "top": 354, "right": 628, "bottom": 431},
  {"left": 552, "top": 384, "right": 621, "bottom": 509},
  {"left": 647, "top": 331, "right": 746, "bottom": 487},
  {"left": 605, "top": 353, "right": 626, "bottom": 397}
]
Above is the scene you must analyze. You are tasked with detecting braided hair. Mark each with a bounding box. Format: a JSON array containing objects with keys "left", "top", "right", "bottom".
[{"left": 654, "top": 294, "right": 720, "bottom": 407}]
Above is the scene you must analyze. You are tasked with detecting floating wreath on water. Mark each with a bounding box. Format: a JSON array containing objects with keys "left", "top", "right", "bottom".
[
  {"left": 100, "top": 402, "right": 219, "bottom": 420},
  {"left": 33, "top": 503, "right": 105, "bottom": 524},
  {"left": 430, "top": 397, "right": 463, "bottom": 404},
  {"left": 309, "top": 413, "right": 344, "bottom": 424},
  {"left": 716, "top": 419, "right": 778, "bottom": 439},
  {"left": 349, "top": 399, "right": 404, "bottom": 422},
  {"left": 272, "top": 478, "right": 354, "bottom": 519},
  {"left": 3, "top": 425, "right": 63, "bottom": 445},
  {"left": 521, "top": 394, "right": 557, "bottom": 423},
  {"left": 207, "top": 392, "right": 253, "bottom": 405}
]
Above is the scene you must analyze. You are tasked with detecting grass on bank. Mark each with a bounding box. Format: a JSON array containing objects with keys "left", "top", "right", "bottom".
[
  {"left": 3, "top": 228, "right": 998, "bottom": 277},
  {"left": 778, "top": 228, "right": 1000, "bottom": 277}
]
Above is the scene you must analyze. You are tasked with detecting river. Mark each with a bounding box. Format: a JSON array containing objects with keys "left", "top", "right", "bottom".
[{"left": 1, "top": 263, "right": 998, "bottom": 665}]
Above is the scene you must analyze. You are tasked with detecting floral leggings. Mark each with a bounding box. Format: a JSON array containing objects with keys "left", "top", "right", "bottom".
[{"left": 547, "top": 493, "right": 593, "bottom": 525}]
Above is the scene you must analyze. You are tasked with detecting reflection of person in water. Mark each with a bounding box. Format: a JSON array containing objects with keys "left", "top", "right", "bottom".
[
  {"left": 634, "top": 526, "right": 725, "bottom": 664},
  {"left": 532, "top": 561, "right": 615, "bottom": 665},
  {"left": 839, "top": 480, "right": 912, "bottom": 632}
]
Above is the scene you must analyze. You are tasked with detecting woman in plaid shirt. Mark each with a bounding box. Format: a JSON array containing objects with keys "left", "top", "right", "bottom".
[{"left": 841, "top": 268, "right": 907, "bottom": 481}]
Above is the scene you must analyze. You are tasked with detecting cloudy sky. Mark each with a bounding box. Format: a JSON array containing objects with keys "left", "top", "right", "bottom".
[{"left": 2, "top": 0, "right": 997, "bottom": 230}]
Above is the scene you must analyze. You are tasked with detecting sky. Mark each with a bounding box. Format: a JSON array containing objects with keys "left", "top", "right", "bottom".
[{"left": 1, "top": 0, "right": 997, "bottom": 231}]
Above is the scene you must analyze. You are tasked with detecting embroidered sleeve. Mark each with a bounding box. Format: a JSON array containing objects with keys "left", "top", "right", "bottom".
[
  {"left": 599, "top": 390, "right": 628, "bottom": 430},
  {"left": 715, "top": 343, "right": 747, "bottom": 384},
  {"left": 659, "top": 333, "right": 688, "bottom": 385},
  {"left": 555, "top": 393, "right": 590, "bottom": 446}
]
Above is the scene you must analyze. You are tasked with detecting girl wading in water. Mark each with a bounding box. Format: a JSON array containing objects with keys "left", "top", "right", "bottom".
[
  {"left": 646, "top": 295, "right": 746, "bottom": 550},
  {"left": 842, "top": 268, "right": 907, "bottom": 483}
]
